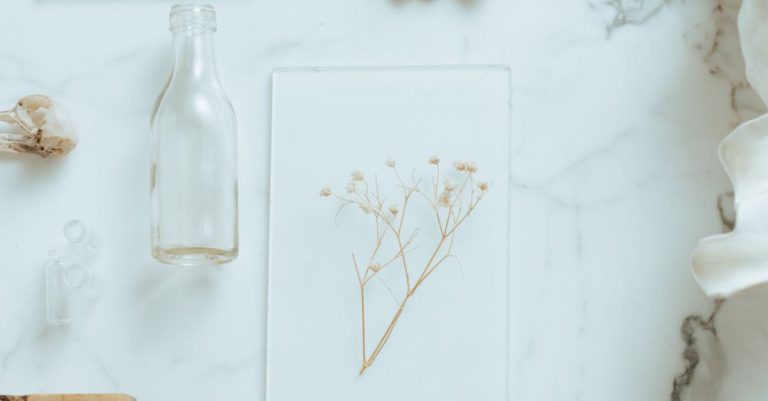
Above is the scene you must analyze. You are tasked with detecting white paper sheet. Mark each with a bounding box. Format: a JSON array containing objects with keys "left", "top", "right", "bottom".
[{"left": 268, "top": 66, "right": 511, "bottom": 401}]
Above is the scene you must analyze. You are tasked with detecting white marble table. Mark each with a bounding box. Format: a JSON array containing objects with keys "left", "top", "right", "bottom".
[{"left": 0, "top": 0, "right": 765, "bottom": 400}]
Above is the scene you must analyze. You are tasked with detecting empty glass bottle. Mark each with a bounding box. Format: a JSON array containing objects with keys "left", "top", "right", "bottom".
[{"left": 151, "top": 4, "right": 238, "bottom": 265}]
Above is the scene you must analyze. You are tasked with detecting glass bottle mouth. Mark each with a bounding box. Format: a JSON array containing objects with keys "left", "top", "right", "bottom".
[{"left": 170, "top": 4, "right": 217, "bottom": 33}]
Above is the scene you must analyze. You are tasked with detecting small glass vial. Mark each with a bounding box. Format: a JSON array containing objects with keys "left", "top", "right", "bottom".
[
  {"left": 46, "top": 220, "right": 102, "bottom": 325},
  {"left": 151, "top": 4, "right": 238, "bottom": 265}
]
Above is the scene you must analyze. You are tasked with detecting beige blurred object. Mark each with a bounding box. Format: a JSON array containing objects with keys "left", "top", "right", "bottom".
[
  {"left": 0, "top": 95, "right": 77, "bottom": 157},
  {"left": 0, "top": 395, "right": 134, "bottom": 401}
]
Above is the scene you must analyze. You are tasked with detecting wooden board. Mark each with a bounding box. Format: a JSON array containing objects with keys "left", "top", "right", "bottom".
[{"left": 0, "top": 395, "right": 135, "bottom": 401}]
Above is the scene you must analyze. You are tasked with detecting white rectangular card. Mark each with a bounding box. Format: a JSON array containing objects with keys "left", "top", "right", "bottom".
[{"left": 268, "top": 66, "right": 511, "bottom": 401}]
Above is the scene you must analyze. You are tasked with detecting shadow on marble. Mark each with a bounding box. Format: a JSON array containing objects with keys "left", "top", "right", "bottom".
[
  {"left": 0, "top": 153, "right": 68, "bottom": 185},
  {"left": 127, "top": 267, "right": 222, "bottom": 343}
]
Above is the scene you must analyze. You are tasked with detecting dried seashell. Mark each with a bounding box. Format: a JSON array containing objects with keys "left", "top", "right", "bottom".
[{"left": 0, "top": 95, "right": 77, "bottom": 157}]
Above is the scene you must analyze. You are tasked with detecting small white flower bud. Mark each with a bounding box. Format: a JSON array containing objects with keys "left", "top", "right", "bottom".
[
  {"left": 478, "top": 182, "right": 489, "bottom": 191},
  {"left": 443, "top": 178, "right": 455, "bottom": 192},
  {"left": 319, "top": 187, "right": 332, "bottom": 197},
  {"left": 429, "top": 155, "right": 441, "bottom": 165},
  {"left": 465, "top": 161, "right": 478, "bottom": 174},
  {"left": 384, "top": 158, "right": 395, "bottom": 168},
  {"left": 351, "top": 170, "right": 365, "bottom": 181},
  {"left": 369, "top": 262, "right": 382, "bottom": 272},
  {"left": 438, "top": 191, "right": 451, "bottom": 207},
  {"left": 453, "top": 161, "right": 466, "bottom": 171},
  {"left": 389, "top": 205, "right": 399, "bottom": 215}
]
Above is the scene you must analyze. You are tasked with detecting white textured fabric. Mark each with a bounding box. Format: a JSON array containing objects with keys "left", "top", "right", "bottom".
[{"left": 691, "top": 0, "right": 768, "bottom": 298}]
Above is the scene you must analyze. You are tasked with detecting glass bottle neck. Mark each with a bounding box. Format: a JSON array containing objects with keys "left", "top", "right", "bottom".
[{"left": 172, "top": 31, "right": 219, "bottom": 82}]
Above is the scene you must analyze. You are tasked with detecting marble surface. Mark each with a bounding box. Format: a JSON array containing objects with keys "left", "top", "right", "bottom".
[{"left": 0, "top": 0, "right": 766, "bottom": 400}]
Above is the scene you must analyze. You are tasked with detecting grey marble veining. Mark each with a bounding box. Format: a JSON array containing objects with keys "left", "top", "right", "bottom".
[{"left": 0, "top": 0, "right": 765, "bottom": 400}]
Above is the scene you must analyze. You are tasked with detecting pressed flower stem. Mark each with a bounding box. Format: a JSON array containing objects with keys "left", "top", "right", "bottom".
[
  {"left": 361, "top": 231, "right": 455, "bottom": 373},
  {"left": 360, "top": 297, "right": 408, "bottom": 375},
  {"left": 359, "top": 189, "right": 485, "bottom": 373},
  {"left": 330, "top": 163, "right": 487, "bottom": 375},
  {"left": 352, "top": 254, "right": 367, "bottom": 367}
]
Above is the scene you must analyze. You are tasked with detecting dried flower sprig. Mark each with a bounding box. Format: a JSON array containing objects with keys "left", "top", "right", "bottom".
[
  {"left": 0, "top": 95, "right": 77, "bottom": 157},
  {"left": 321, "top": 156, "right": 489, "bottom": 374}
]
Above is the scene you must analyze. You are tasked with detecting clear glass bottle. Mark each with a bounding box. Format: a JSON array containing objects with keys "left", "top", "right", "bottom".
[{"left": 151, "top": 4, "right": 238, "bottom": 265}]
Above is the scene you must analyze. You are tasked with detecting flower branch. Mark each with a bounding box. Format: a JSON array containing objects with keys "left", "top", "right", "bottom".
[{"left": 321, "top": 156, "right": 489, "bottom": 374}]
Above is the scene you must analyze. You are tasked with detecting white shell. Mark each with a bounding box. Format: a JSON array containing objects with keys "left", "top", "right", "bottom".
[
  {"left": 691, "top": 0, "right": 768, "bottom": 298},
  {"left": 0, "top": 95, "right": 77, "bottom": 157}
]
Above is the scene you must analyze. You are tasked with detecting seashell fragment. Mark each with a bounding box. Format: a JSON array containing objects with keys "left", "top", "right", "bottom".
[{"left": 0, "top": 95, "right": 77, "bottom": 157}]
